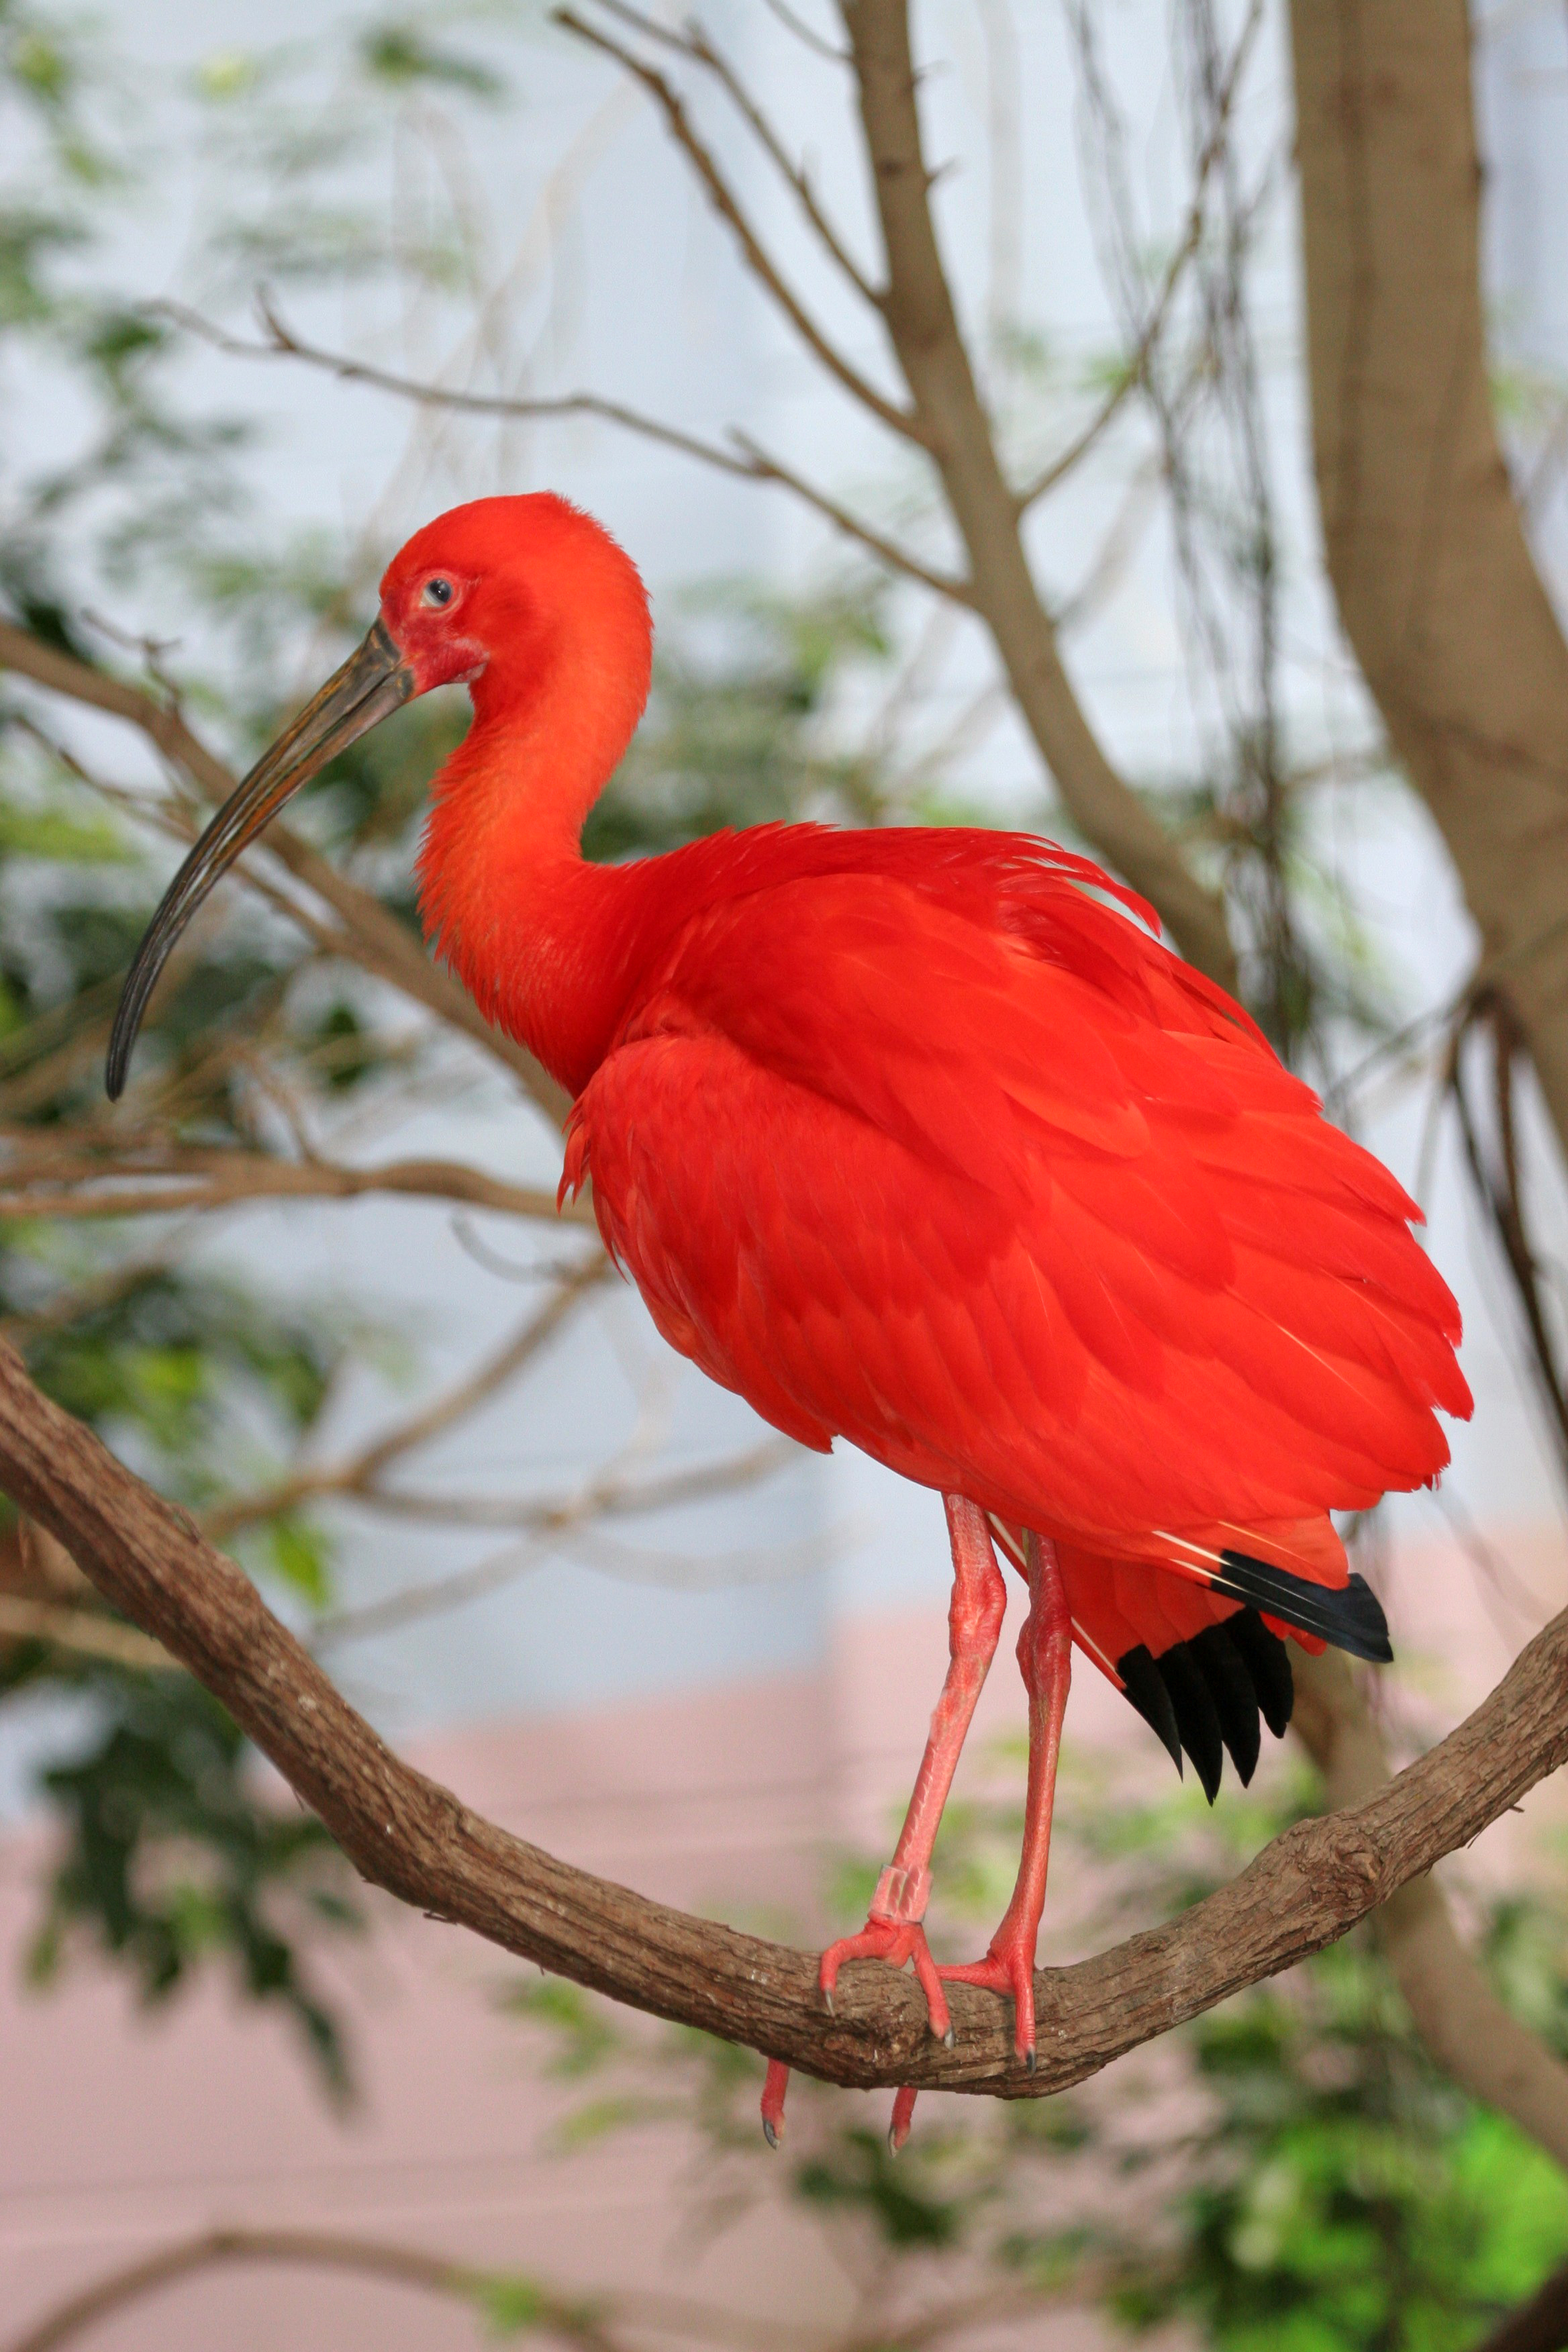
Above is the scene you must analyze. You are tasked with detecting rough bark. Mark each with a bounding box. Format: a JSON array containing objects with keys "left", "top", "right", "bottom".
[
  {"left": 1, "top": 1338, "right": 1565, "bottom": 2103},
  {"left": 1290, "top": 0, "right": 1568, "bottom": 1142}
]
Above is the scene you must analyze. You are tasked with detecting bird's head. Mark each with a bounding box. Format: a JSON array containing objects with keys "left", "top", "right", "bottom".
[{"left": 105, "top": 493, "right": 650, "bottom": 1099}]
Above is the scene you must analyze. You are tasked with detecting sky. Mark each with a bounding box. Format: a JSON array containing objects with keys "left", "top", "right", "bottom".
[{"left": 5, "top": 0, "right": 1568, "bottom": 1799}]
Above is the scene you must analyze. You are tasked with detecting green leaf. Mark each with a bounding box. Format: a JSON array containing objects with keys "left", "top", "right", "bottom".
[{"left": 266, "top": 1516, "right": 332, "bottom": 1608}]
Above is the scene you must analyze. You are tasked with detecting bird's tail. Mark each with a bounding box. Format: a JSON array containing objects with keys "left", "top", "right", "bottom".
[{"left": 987, "top": 1512, "right": 1388, "bottom": 1801}]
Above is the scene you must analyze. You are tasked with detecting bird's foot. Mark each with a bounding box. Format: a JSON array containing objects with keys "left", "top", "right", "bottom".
[
  {"left": 937, "top": 1936, "right": 1038, "bottom": 2069},
  {"left": 818, "top": 1863, "right": 953, "bottom": 2046},
  {"left": 758, "top": 1865, "right": 952, "bottom": 2152}
]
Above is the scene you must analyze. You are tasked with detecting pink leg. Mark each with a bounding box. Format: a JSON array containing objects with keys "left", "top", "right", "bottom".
[
  {"left": 934, "top": 1528, "right": 1073, "bottom": 2069},
  {"left": 759, "top": 1496, "right": 1006, "bottom": 2148}
]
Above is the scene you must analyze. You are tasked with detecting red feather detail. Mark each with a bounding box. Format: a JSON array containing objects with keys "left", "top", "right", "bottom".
[{"left": 542, "top": 827, "right": 1467, "bottom": 1661}]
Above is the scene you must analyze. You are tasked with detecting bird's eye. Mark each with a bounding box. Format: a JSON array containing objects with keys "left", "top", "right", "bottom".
[{"left": 421, "top": 577, "right": 455, "bottom": 609}]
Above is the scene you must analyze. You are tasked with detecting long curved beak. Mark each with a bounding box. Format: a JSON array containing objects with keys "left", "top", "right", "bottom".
[{"left": 106, "top": 619, "right": 416, "bottom": 1100}]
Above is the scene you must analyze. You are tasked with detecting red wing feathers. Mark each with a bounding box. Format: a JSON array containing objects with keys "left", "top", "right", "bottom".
[{"left": 566, "top": 852, "right": 1469, "bottom": 1653}]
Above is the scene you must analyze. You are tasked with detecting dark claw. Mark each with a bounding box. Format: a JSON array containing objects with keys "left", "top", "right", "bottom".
[
  {"left": 1023, "top": 2045, "right": 1036, "bottom": 2074},
  {"left": 820, "top": 1985, "right": 835, "bottom": 2017},
  {"left": 887, "top": 2123, "right": 901, "bottom": 2156},
  {"left": 763, "top": 2116, "right": 781, "bottom": 2151}
]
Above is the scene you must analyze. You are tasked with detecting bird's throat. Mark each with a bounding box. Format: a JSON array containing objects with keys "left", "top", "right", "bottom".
[{"left": 414, "top": 704, "right": 648, "bottom": 1098}]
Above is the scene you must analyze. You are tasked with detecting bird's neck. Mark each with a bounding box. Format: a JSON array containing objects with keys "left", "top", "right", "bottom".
[{"left": 414, "top": 661, "right": 650, "bottom": 1097}]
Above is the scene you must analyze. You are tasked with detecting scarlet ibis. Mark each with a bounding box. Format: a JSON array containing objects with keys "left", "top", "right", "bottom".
[{"left": 108, "top": 495, "right": 1471, "bottom": 2150}]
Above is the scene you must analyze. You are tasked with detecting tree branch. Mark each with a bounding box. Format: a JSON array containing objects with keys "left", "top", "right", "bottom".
[
  {"left": 0, "top": 1146, "right": 579, "bottom": 1228},
  {"left": 836, "top": 1, "right": 1236, "bottom": 987},
  {"left": 1015, "top": 0, "right": 1265, "bottom": 511},
  {"left": 587, "top": 0, "right": 882, "bottom": 304},
  {"left": 3, "top": 2217, "right": 943, "bottom": 2352},
  {"left": 0, "top": 620, "right": 569, "bottom": 1125},
  {"left": 202, "top": 1259, "right": 611, "bottom": 1540},
  {"left": 1289, "top": 0, "right": 1568, "bottom": 1153},
  {"left": 152, "top": 301, "right": 968, "bottom": 603},
  {"left": 1291, "top": 1642, "right": 1568, "bottom": 2174},
  {"left": 3, "top": 2227, "right": 623, "bottom": 2352},
  {"left": 554, "top": 7, "right": 925, "bottom": 444},
  {"left": 0, "top": 1594, "right": 170, "bottom": 1671},
  {"left": 1, "top": 1338, "right": 1564, "bottom": 2102}
]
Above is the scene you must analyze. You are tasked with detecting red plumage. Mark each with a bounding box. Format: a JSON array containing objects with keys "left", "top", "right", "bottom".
[{"left": 554, "top": 825, "right": 1468, "bottom": 1677}]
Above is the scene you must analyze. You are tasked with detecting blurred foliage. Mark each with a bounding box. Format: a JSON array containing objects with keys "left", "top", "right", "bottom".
[
  {"left": 7, "top": 1647, "right": 358, "bottom": 2090},
  {"left": 506, "top": 1769, "right": 1568, "bottom": 2351}
]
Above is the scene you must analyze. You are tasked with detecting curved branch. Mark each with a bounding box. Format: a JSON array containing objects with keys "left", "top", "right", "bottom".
[
  {"left": 0, "top": 1147, "right": 580, "bottom": 1228},
  {"left": 554, "top": 7, "right": 924, "bottom": 444},
  {"left": 1293, "top": 1643, "right": 1568, "bottom": 2173},
  {"left": 3, "top": 2226, "right": 616, "bottom": 2352},
  {"left": 838, "top": 2, "right": 1236, "bottom": 987},
  {"left": 1, "top": 1338, "right": 1564, "bottom": 2103},
  {"left": 152, "top": 302, "right": 966, "bottom": 603},
  {"left": 5, "top": 2217, "right": 979, "bottom": 2352},
  {"left": 587, "top": 0, "right": 881, "bottom": 303}
]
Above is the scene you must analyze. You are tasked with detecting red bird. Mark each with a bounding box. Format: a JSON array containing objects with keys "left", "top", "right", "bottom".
[{"left": 109, "top": 495, "right": 1472, "bottom": 2151}]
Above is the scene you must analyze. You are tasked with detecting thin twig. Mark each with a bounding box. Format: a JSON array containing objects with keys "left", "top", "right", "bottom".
[
  {"left": 589, "top": 0, "right": 881, "bottom": 303},
  {"left": 1016, "top": 0, "right": 1265, "bottom": 509},
  {"left": 0, "top": 1147, "right": 581, "bottom": 1226},
  {"left": 757, "top": 0, "right": 848, "bottom": 68},
  {"left": 0, "top": 1593, "right": 172, "bottom": 1671},
  {"left": 554, "top": 9, "right": 926, "bottom": 443},
  {"left": 311, "top": 1438, "right": 797, "bottom": 1641},
  {"left": 154, "top": 300, "right": 961, "bottom": 602},
  {"left": 2, "top": 2226, "right": 625, "bottom": 2352},
  {"left": 204, "top": 1256, "right": 611, "bottom": 1540}
]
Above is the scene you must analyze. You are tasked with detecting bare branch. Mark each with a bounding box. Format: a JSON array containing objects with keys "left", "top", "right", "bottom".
[
  {"left": 758, "top": 0, "right": 848, "bottom": 68},
  {"left": 3, "top": 1337, "right": 1565, "bottom": 2106},
  {"left": 728, "top": 431, "right": 972, "bottom": 601},
  {"left": 311, "top": 1438, "right": 799, "bottom": 1643},
  {"left": 204, "top": 1257, "right": 611, "bottom": 1540},
  {"left": 0, "top": 620, "right": 569, "bottom": 1125},
  {"left": 2, "top": 2218, "right": 909, "bottom": 2352},
  {"left": 1016, "top": 0, "right": 1265, "bottom": 511},
  {"left": 589, "top": 0, "right": 881, "bottom": 303},
  {"left": 554, "top": 7, "right": 928, "bottom": 444},
  {"left": 153, "top": 301, "right": 965, "bottom": 602},
  {"left": 2, "top": 2226, "right": 627, "bottom": 2352},
  {"left": 0, "top": 1146, "right": 580, "bottom": 1228},
  {"left": 836, "top": 2, "right": 1236, "bottom": 987},
  {"left": 0, "top": 1593, "right": 170, "bottom": 1671},
  {"left": 1292, "top": 1642, "right": 1568, "bottom": 2173}
]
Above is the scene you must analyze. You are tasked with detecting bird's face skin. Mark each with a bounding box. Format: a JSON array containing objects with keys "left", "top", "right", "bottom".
[{"left": 105, "top": 493, "right": 649, "bottom": 1100}]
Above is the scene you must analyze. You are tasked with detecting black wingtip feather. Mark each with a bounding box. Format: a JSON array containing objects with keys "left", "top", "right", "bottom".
[
  {"left": 1226, "top": 1605, "right": 1295, "bottom": 1738},
  {"left": 1154, "top": 1644, "right": 1224, "bottom": 1804},
  {"left": 1118, "top": 1606, "right": 1296, "bottom": 1792},
  {"left": 1189, "top": 1623, "right": 1261, "bottom": 1787},
  {"left": 1215, "top": 1553, "right": 1393, "bottom": 1665},
  {"left": 1118, "top": 1643, "right": 1183, "bottom": 1775}
]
